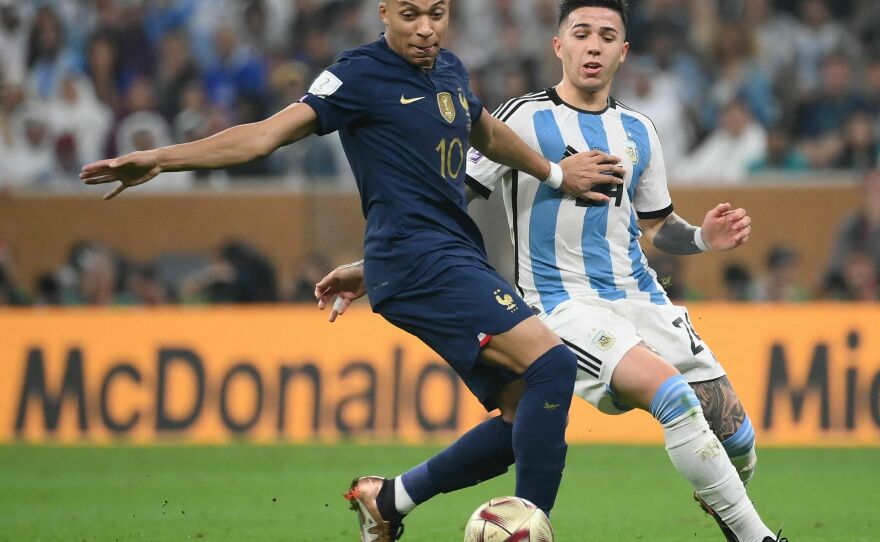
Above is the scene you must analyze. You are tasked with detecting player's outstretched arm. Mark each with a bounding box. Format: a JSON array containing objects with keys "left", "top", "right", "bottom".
[
  {"left": 641, "top": 203, "right": 752, "bottom": 255},
  {"left": 80, "top": 103, "right": 320, "bottom": 200},
  {"left": 314, "top": 260, "right": 367, "bottom": 323},
  {"left": 469, "top": 110, "right": 623, "bottom": 202}
]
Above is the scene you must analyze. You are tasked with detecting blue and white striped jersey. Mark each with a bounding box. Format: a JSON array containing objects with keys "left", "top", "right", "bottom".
[{"left": 466, "top": 88, "right": 675, "bottom": 315}]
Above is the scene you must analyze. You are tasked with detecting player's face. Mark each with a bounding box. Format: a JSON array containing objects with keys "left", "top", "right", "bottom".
[
  {"left": 554, "top": 7, "right": 628, "bottom": 95},
  {"left": 380, "top": 0, "right": 450, "bottom": 69}
]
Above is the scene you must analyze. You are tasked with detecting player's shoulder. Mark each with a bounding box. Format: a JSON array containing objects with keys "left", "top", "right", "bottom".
[
  {"left": 326, "top": 39, "right": 399, "bottom": 78},
  {"left": 612, "top": 98, "right": 660, "bottom": 138},
  {"left": 491, "top": 89, "right": 555, "bottom": 123}
]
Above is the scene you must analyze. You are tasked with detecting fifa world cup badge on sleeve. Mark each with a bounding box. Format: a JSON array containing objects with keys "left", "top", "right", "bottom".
[{"left": 308, "top": 70, "right": 343, "bottom": 98}]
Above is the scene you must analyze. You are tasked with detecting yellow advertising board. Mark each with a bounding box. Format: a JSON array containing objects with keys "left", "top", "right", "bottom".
[{"left": 1, "top": 304, "right": 878, "bottom": 445}]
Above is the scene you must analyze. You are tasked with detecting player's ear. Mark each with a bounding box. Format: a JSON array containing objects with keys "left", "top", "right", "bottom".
[
  {"left": 379, "top": 1, "right": 389, "bottom": 26},
  {"left": 552, "top": 36, "right": 562, "bottom": 59},
  {"left": 620, "top": 41, "right": 629, "bottom": 63}
]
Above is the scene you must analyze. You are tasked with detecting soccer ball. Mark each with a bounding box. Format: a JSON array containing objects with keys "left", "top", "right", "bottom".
[{"left": 463, "top": 496, "right": 554, "bottom": 542}]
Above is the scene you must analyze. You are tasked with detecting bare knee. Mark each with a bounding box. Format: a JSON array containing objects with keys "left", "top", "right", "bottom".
[{"left": 610, "top": 343, "right": 680, "bottom": 411}]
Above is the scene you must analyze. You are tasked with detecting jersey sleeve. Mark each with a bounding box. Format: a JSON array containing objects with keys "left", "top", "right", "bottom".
[
  {"left": 299, "top": 57, "right": 372, "bottom": 136},
  {"left": 633, "top": 123, "right": 674, "bottom": 219},
  {"left": 465, "top": 146, "right": 510, "bottom": 199}
]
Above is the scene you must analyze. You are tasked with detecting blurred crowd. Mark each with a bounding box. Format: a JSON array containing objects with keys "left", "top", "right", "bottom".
[
  {"left": 0, "top": 0, "right": 878, "bottom": 189},
  {"left": 0, "top": 0, "right": 879, "bottom": 305},
  {"left": 1, "top": 169, "right": 878, "bottom": 306}
]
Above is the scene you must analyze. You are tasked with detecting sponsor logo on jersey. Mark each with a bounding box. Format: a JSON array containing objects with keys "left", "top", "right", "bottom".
[
  {"left": 400, "top": 94, "right": 426, "bottom": 105},
  {"left": 307, "top": 70, "right": 343, "bottom": 98},
  {"left": 468, "top": 149, "right": 483, "bottom": 164},
  {"left": 592, "top": 330, "right": 616, "bottom": 351},
  {"left": 437, "top": 92, "right": 456, "bottom": 123},
  {"left": 494, "top": 289, "right": 518, "bottom": 312}
]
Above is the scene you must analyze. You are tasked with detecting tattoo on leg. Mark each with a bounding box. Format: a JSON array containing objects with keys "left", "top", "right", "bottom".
[{"left": 691, "top": 376, "right": 745, "bottom": 442}]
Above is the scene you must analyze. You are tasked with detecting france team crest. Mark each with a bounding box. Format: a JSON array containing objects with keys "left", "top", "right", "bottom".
[{"left": 437, "top": 92, "right": 456, "bottom": 123}]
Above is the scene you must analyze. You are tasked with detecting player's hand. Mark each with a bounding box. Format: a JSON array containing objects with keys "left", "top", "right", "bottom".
[
  {"left": 558, "top": 150, "right": 625, "bottom": 202},
  {"left": 80, "top": 150, "right": 162, "bottom": 200},
  {"left": 314, "top": 260, "right": 367, "bottom": 322},
  {"left": 701, "top": 203, "right": 751, "bottom": 251}
]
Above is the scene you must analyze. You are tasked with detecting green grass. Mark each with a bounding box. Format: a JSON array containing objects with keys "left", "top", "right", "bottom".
[{"left": 0, "top": 445, "right": 877, "bottom": 541}]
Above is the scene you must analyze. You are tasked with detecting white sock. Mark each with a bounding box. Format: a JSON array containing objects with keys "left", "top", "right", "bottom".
[
  {"left": 663, "top": 410, "right": 774, "bottom": 542},
  {"left": 394, "top": 477, "right": 417, "bottom": 515},
  {"left": 729, "top": 448, "right": 758, "bottom": 485}
]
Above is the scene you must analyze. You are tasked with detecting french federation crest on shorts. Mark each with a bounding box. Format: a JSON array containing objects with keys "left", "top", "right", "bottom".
[
  {"left": 437, "top": 92, "right": 456, "bottom": 123},
  {"left": 592, "top": 329, "right": 616, "bottom": 351},
  {"left": 624, "top": 138, "right": 639, "bottom": 164}
]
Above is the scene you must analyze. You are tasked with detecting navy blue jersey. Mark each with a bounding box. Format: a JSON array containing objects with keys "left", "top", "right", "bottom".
[{"left": 301, "top": 37, "right": 488, "bottom": 306}]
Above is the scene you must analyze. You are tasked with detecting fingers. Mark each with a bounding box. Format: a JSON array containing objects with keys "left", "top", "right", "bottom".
[
  {"left": 82, "top": 174, "right": 118, "bottom": 185},
  {"left": 329, "top": 296, "right": 351, "bottom": 323},
  {"left": 579, "top": 191, "right": 611, "bottom": 203},
  {"left": 103, "top": 184, "right": 127, "bottom": 200},
  {"left": 710, "top": 202, "right": 732, "bottom": 217},
  {"left": 80, "top": 159, "right": 116, "bottom": 173},
  {"left": 724, "top": 207, "right": 747, "bottom": 222}
]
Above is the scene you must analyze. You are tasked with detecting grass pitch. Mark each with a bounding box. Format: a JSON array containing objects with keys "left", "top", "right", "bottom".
[{"left": 0, "top": 444, "right": 876, "bottom": 541}]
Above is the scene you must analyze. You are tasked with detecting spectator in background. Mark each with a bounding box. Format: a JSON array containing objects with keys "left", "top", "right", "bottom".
[
  {"left": 47, "top": 73, "right": 113, "bottom": 170},
  {"left": 753, "top": 245, "right": 809, "bottom": 302},
  {"left": 85, "top": 33, "right": 125, "bottom": 113},
  {"left": 203, "top": 25, "right": 267, "bottom": 115},
  {"left": 796, "top": 51, "right": 869, "bottom": 167},
  {"left": 113, "top": 76, "right": 193, "bottom": 190},
  {"left": 128, "top": 264, "right": 170, "bottom": 305},
  {"left": 740, "top": 0, "right": 801, "bottom": 90},
  {"left": 722, "top": 262, "right": 756, "bottom": 302},
  {"left": 793, "top": 0, "right": 852, "bottom": 96},
  {"left": 2, "top": 101, "right": 55, "bottom": 187},
  {"left": 155, "top": 31, "right": 200, "bottom": 120},
  {"left": 701, "top": 21, "right": 777, "bottom": 131},
  {"left": 0, "top": 0, "right": 31, "bottom": 86},
  {"left": 180, "top": 241, "right": 278, "bottom": 304},
  {"left": 286, "top": 252, "right": 331, "bottom": 302},
  {"left": 831, "top": 111, "right": 879, "bottom": 170},
  {"left": 823, "top": 250, "right": 878, "bottom": 301},
  {"left": 77, "top": 244, "right": 123, "bottom": 306},
  {"left": 825, "top": 169, "right": 880, "bottom": 292},
  {"left": 0, "top": 240, "right": 27, "bottom": 306},
  {"left": 675, "top": 99, "right": 766, "bottom": 184},
  {"left": 26, "top": 6, "right": 79, "bottom": 100},
  {"left": 748, "top": 125, "right": 810, "bottom": 174},
  {"left": 640, "top": 23, "right": 707, "bottom": 139}
]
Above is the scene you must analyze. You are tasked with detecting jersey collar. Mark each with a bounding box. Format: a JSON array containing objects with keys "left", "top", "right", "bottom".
[{"left": 547, "top": 86, "right": 615, "bottom": 115}]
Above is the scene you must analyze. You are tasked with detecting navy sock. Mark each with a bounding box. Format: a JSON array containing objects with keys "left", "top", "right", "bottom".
[
  {"left": 513, "top": 344, "right": 577, "bottom": 515},
  {"left": 400, "top": 416, "right": 514, "bottom": 506}
]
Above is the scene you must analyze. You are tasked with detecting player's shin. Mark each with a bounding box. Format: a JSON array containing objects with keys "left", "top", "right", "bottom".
[
  {"left": 513, "top": 344, "right": 577, "bottom": 515},
  {"left": 389, "top": 416, "right": 515, "bottom": 520},
  {"left": 651, "top": 376, "right": 774, "bottom": 542},
  {"left": 721, "top": 415, "right": 758, "bottom": 485}
]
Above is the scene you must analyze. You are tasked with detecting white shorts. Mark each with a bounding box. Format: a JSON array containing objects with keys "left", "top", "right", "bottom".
[{"left": 540, "top": 297, "right": 726, "bottom": 414}]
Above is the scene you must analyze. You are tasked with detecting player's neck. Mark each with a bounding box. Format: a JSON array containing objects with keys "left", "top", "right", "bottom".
[{"left": 555, "top": 80, "right": 610, "bottom": 112}]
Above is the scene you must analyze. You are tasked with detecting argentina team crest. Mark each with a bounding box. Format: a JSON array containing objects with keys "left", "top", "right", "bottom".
[
  {"left": 437, "top": 92, "right": 456, "bottom": 123},
  {"left": 624, "top": 138, "right": 639, "bottom": 164}
]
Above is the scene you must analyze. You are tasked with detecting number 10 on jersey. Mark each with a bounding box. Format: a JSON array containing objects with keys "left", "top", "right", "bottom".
[{"left": 436, "top": 138, "right": 464, "bottom": 181}]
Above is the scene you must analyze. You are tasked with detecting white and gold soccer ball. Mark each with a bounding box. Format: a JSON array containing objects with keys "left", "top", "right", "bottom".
[{"left": 463, "top": 496, "right": 554, "bottom": 542}]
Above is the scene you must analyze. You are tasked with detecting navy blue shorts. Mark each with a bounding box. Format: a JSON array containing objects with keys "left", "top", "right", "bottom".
[{"left": 374, "top": 263, "right": 531, "bottom": 410}]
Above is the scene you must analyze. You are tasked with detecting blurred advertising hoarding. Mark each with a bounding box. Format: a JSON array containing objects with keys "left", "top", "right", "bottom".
[{"left": 1, "top": 304, "right": 878, "bottom": 446}]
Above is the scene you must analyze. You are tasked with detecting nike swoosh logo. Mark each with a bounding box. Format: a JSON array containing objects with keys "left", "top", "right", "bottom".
[{"left": 400, "top": 95, "right": 426, "bottom": 105}]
